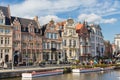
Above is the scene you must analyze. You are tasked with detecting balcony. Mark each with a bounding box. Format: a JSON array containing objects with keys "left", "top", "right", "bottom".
[{"left": 51, "top": 48, "right": 56, "bottom": 51}]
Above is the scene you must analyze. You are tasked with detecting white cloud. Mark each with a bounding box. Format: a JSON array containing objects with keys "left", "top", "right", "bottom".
[
  {"left": 78, "top": 13, "right": 117, "bottom": 24},
  {"left": 3, "top": 0, "right": 118, "bottom": 25},
  {"left": 10, "top": 0, "right": 81, "bottom": 17},
  {"left": 102, "top": 18, "right": 117, "bottom": 24},
  {"left": 78, "top": 13, "right": 101, "bottom": 23},
  {"left": 39, "top": 15, "right": 65, "bottom": 25},
  {"left": 78, "top": 0, "right": 120, "bottom": 17}
]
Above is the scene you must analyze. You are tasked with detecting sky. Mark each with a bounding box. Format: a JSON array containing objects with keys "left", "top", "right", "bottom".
[{"left": 0, "top": 0, "right": 120, "bottom": 43}]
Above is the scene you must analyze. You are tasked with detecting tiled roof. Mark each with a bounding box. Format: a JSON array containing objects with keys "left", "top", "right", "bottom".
[
  {"left": 75, "top": 23, "right": 84, "bottom": 30},
  {"left": 11, "top": 16, "right": 39, "bottom": 28}
]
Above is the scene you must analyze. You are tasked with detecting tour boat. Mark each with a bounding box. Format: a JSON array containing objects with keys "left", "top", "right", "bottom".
[
  {"left": 72, "top": 67, "right": 101, "bottom": 73},
  {"left": 22, "top": 69, "right": 63, "bottom": 78},
  {"left": 101, "top": 66, "right": 115, "bottom": 71}
]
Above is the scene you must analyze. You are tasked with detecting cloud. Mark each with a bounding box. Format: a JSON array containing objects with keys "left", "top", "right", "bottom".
[
  {"left": 10, "top": 0, "right": 81, "bottom": 17},
  {"left": 78, "top": 0, "right": 120, "bottom": 17},
  {"left": 78, "top": 13, "right": 117, "bottom": 24},
  {"left": 1, "top": 0, "right": 118, "bottom": 25},
  {"left": 102, "top": 18, "right": 117, "bottom": 24},
  {"left": 39, "top": 15, "right": 65, "bottom": 25}
]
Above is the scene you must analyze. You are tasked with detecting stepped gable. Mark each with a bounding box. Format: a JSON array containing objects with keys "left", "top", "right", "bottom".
[{"left": 11, "top": 16, "right": 39, "bottom": 28}]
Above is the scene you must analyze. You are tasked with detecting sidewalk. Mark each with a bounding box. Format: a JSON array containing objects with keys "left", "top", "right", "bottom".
[{"left": 0, "top": 65, "right": 71, "bottom": 73}]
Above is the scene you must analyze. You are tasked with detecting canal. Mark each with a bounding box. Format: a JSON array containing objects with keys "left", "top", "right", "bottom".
[{"left": 1, "top": 70, "right": 120, "bottom": 80}]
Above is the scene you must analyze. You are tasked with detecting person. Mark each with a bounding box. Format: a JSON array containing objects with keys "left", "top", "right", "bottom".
[
  {"left": 94, "top": 60, "right": 98, "bottom": 64},
  {"left": 90, "top": 60, "right": 93, "bottom": 66},
  {"left": 3, "top": 62, "right": 7, "bottom": 69}
]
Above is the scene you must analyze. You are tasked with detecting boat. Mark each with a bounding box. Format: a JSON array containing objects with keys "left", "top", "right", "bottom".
[
  {"left": 72, "top": 67, "right": 101, "bottom": 73},
  {"left": 22, "top": 69, "right": 63, "bottom": 78},
  {"left": 101, "top": 66, "right": 115, "bottom": 71}
]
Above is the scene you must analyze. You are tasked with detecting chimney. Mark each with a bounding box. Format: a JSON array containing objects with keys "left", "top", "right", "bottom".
[{"left": 34, "top": 16, "right": 38, "bottom": 21}]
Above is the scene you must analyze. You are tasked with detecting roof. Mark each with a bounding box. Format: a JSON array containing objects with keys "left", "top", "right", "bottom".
[
  {"left": 0, "top": 6, "right": 10, "bottom": 17},
  {"left": 11, "top": 16, "right": 39, "bottom": 28},
  {"left": 57, "top": 21, "right": 66, "bottom": 26},
  {"left": 0, "top": 6, "right": 11, "bottom": 25},
  {"left": 75, "top": 23, "right": 84, "bottom": 30}
]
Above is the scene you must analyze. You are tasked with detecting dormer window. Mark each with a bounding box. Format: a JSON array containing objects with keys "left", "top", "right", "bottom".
[
  {"left": 23, "top": 27, "right": 26, "bottom": 31},
  {"left": 36, "top": 29, "right": 39, "bottom": 33}
]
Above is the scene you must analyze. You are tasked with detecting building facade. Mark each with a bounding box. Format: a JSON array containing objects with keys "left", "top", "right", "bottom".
[
  {"left": 41, "top": 20, "right": 62, "bottom": 63},
  {"left": 90, "top": 24, "right": 104, "bottom": 57},
  {"left": 0, "top": 6, "right": 13, "bottom": 65},
  {"left": 59, "top": 19, "right": 79, "bottom": 62},
  {"left": 114, "top": 34, "right": 120, "bottom": 54},
  {"left": 76, "top": 22, "right": 91, "bottom": 61},
  {"left": 104, "top": 40, "right": 113, "bottom": 58},
  {"left": 11, "top": 16, "right": 42, "bottom": 65}
]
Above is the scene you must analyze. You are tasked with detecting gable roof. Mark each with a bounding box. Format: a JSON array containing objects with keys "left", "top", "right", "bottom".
[{"left": 11, "top": 16, "right": 39, "bottom": 28}]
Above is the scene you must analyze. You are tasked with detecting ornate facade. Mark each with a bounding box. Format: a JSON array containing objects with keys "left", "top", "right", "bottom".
[
  {"left": 0, "top": 6, "right": 13, "bottom": 64},
  {"left": 41, "top": 20, "right": 62, "bottom": 63},
  {"left": 11, "top": 16, "right": 42, "bottom": 65},
  {"left": 60, "top": 19, "right": 79, "bottom": 62}
]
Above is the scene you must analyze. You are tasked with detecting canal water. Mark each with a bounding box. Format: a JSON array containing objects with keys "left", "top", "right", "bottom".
[{"left": 1, "top": 70, "right": 120, "bottom": 80}]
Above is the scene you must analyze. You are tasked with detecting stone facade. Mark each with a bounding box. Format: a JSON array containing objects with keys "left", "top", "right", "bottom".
[
  {"left": 41, "top": 20, "right": 62, "bottom": 63},
  {"left": 59, "top": 18, "right": 79, "bottom": 62},
  {"left": 11, "top": 16, "right": 42, "bottom": 65},
  {"left": 0, "top": 6, "right": 13, "bottom": 65},
  {"left": 90, "top": 24, "right": 104, "bottom": 57}
]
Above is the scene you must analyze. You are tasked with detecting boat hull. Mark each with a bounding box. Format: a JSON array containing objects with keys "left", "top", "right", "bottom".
[
  {"left": 72, "top": 68, "right": 101, "bottom": 73},
  {"left": 22, "top": 70, "right": 63, "bottom": 78},
  {"left": 101, "top": 66, "right": 115, "bottom": 71}
]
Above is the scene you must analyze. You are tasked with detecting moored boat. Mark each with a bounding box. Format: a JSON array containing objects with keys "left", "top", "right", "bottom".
[
  {"left": 72, "top": 67, "right": 101, "bottom": 73},
  {"left": 22, "top": 69, "right": 63, "bottom": 78},
  {"left": 100, "top": 66, "right": 115, "bottom": 71}
]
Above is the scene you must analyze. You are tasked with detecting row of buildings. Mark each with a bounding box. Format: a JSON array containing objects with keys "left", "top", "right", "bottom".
[{"left": 0, "top": 5, "right": 113, "bottom": 66}]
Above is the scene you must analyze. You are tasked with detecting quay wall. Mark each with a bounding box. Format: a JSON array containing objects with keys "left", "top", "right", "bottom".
[{"left": 0, "top": 66, "right": 71, "bottom": 78}]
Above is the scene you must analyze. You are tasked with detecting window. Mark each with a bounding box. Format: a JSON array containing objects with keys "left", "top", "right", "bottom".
[
  {"left": 23, "top": 27, "right": 26, "bottom": 31},
  {"left": 64, "top": 30, "right": 67, "bottom": 35},
  {"left": 46, "top": 33, "right": 49, "bottom": 38},
  {"left": 0, "top": 49, "right": 3, "bottom": 58},
  {"left": 0, "top": 28, "right": 3, "bottom": 33},
  {"left": 58, "top": 43, "right": 61, "bottom": 49},
  {"left": 5, "top": 37, "right": 7, "bottom": 44},
  {"left": 1, "top": 37, "right": 3, "bottom": 44},
  {"left": 51, "top": 33, "right": 53, "bottom": 39},
  {"left": 47, "top": 42, "right": 50, "bottom": 49},
  {"left": 51, "top": 42, "right": 56, "bottom": 48},
  {"left": 43, "top": 42, "right": 45, "bottom": 49},
  {"left": 50, "top": 26, "right": 54, "bottom": 30},
  {"left": 0, "top": 19, "right": 3, "bottom": 24},
  {"left": 73, "top": 30, "right": 76, "bottom": 35},
  {"left": 73, "top": 40, "right": 76, "bottom": 47},
  {"left": 49, "top": 33, "right": 51, "bottom": 39},
  {"left": 5, "top": 29, "right": 10, "bottom": 33},
  {"left": 69, "top": 50, "right": 72, "bottom": 56},
  {"left": 59, "top": 26, "right": 63, "bottom": 29},
  {"left": 63, "top": 40, "right": 66, "bottom": 46},
  {"left": 69, "top": 40, "right": 72, "bottom": 46}
]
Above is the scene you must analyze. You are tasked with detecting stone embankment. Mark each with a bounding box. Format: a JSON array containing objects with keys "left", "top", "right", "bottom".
[{"left": 0, "top": 66, "right": 71, "bottom": 78}]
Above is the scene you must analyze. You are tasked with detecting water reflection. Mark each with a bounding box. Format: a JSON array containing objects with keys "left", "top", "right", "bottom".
[{"left": 1, "top": 70, "right": 120, "bottom": 80}]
